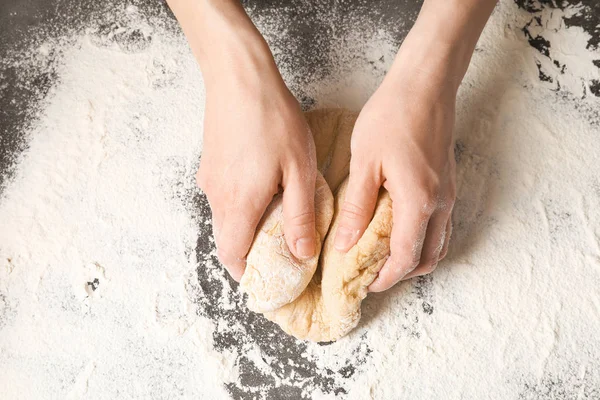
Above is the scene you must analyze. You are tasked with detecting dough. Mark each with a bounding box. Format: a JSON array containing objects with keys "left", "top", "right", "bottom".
[
  {"left": 240, "top": 109, "right": 392, "bottom": 342},
  {"left": 240, "top": 174, "right": 333, "bottom": 313}
]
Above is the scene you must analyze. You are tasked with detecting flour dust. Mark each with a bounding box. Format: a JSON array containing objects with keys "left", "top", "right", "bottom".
[{"left": 1, "top": 0, "right": 600, "bottom": 399}]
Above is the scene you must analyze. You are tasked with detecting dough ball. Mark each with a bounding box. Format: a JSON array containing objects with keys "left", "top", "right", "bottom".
[
  {"left": 240, "top": 109, "right": 393, "bottom": 342},
  {"left": 240, "top": 174, "right": 333, "bottom": 313}
]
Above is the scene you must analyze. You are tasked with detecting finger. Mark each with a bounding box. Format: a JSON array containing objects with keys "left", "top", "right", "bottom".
[
  {"left": 438, "top": 218, "right": 452, "bottom": 261},
  {"left": 401, "top": 211, "right": 449, "bottom": 281},
  {"left": 215, "top": 193, "right": 271, "bottom": 282},
  {"left": 282, "top": 171, "right": 317, "bottom": 260},
  {"left": 368, "top": 200, "right": 431, "bottom": 292},
  {"left": 196, "top": 165, "right": 222, "bottom": 244},
  {"left": 334, "top": 166, "right": 381, "bottom": 252},
  {"left": 210, "top": 207, "right": 223, "bottom": 247}
]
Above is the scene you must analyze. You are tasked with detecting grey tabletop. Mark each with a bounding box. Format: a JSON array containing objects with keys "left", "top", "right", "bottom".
[{"left": 1, "top": 1, "right": 599, "bottom": 399}]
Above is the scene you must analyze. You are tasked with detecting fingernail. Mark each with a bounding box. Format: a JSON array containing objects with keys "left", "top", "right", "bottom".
[
  {"left": 295, "top": 237, "right": 315, "bottom": 259},
  {"left": 334, "top": 226, "right": 355, "bottom": 252}
]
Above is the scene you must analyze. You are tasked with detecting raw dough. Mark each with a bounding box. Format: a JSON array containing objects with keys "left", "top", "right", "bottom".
[{"left": 240, "top": 109, "right": 392, "bottom": 342}]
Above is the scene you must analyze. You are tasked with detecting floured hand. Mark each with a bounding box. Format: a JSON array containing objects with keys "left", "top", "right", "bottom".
[{"left": 171, "top": 0, "right": 319, "bottom": 280}]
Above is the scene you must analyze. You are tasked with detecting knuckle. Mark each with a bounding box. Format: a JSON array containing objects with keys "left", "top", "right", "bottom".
[
  {"left": 340, "top": 201, "right": 369, "bottom": 222},
  {"left": 196, "top": 169, "right": 211, "bottom": 192},
  {"left": 350, "top": 164, "right": 380, "bottom": 188},
  {"left": 439, "top": 247, "right": 449, "bottom": 260},
  {"left": 422, "top": 262, "right": 438, "bottom": 274},
  {"left": 414, "top": 188, "right": 438, "bottom": 215},
  {"left": 392, "top": 248, "right": 420, "bottom": 273},
  {"left": 406, "top": 257, "right": 421, "bottom": 272},
  {"left": 391, "top": 235, "right": 418, "bottom": 254},
  {"left": 439, "top": 201, "right": 454, "bottom": 217},
  {"left": 423, "top": 201, "right": 437, "bottom": 216},
  {"left": 288, "top": 210, "right": 316, "bottom": 229},
  {"left": 238, "top": 191, "right": 261, "bottom": 210},
  {"left": 416, "top": 184, "right": 458, "bottom": 215},
  {"left": 349, "top": 156, "right": 369, "bottom": 172},
  {"left": 349, "top": 136, "right": 366, "bottom": 153},
  {"left": 285, "top": 149, "right": 317, "bottom": 175},
  {"left": 216, "top": 246, "right": 240, "bottom": 266},
  {"left": 441, "top": 189, "right": 457, "bottom": 211}
]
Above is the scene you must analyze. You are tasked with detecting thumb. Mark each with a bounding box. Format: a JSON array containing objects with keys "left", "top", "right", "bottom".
[
  {"left": 334, "top": 167, "right": 380, "bottom": 252},
  {"left": 282, "top": 171, "right": 317, "bottom": 260}
]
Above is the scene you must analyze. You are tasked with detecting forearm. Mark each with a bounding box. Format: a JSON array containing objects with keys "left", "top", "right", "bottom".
[
  {"left": 166, "top": 0, "right": 281, "bottom": 90},
  {"left": 388, "top": 0, "right": 498, "bottom": 93}
]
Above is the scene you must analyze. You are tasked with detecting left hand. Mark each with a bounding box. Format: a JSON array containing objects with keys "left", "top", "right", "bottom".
[{"left": 333, "top": 46, "right": 458, "bottom": 292}]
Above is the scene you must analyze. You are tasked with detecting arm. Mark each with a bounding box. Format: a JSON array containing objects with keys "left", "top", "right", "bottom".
[
  {"left": 168, "top": 0, "right": 319, "bottom": 280},
  {"left": 389, "top": 0, "right": 497, "bottom": 93},
  {"left": 167, "top": 0, "right": 278, "bottom": 92},
  {"left": 334, "top": 0, "right": 497, "bottom": 291}
]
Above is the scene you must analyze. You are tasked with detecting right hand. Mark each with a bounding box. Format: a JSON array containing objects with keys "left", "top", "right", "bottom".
[{"left": 198, "top": 66, "right": 318, "bottom": 282}]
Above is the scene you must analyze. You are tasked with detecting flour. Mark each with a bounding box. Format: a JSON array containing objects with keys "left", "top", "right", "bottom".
[{"left": 1, "top": 0, "right": 600, "bottom": 399}]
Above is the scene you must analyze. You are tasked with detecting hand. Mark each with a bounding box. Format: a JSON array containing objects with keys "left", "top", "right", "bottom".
[
  {"left": 334, "top": 48, "right": 457, "bottom": 292},
  {"left": 332, "top": 0, "right": 498, "bottom": 292},
  {"left": 198, "top": 72, "right": 318, "bottom": 281},
  {"left": 168, "top": 0, "right": 318, "bottom": 281},
  {"left": 198, "top": 58, "right": 320, "bottom": 281}
]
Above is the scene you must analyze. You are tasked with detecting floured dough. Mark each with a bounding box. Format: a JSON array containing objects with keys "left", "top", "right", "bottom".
[
  {"left": 240, "top": 109, "right": 392, "bottom": 342},
  {"left": 241, "top": 174, "right": 334, "bottom": 313}
]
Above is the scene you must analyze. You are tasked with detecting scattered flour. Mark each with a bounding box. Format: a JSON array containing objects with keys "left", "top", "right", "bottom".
[{"left": 1, "top": 0, "right": 599, "bottom": 399}]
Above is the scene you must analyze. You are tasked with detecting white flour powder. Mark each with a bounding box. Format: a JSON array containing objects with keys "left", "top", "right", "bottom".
[{"left": 1, "top": 1, "right": 599, "bottom": 399}]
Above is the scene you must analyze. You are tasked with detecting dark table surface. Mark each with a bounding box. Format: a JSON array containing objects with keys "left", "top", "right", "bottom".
[
  {"left": 1, "top": 1, "right": 599, "bottom": 399},
  {"left": 2, "top": 0, "right": 599, "bottom": 193}
]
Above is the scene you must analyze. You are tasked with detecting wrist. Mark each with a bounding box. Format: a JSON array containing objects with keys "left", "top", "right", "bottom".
[
  {"left": 201, "top": 32, "right": 282, "bottom": 94},
  {"left": 385, "top": 0, "right": 496, "bottom": 93},
  {"left": 169, "top": 0, "right": 284, "bottom": 92},
  {"left": 387, "top": 34, "right": 465, "bottom": 96}
]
